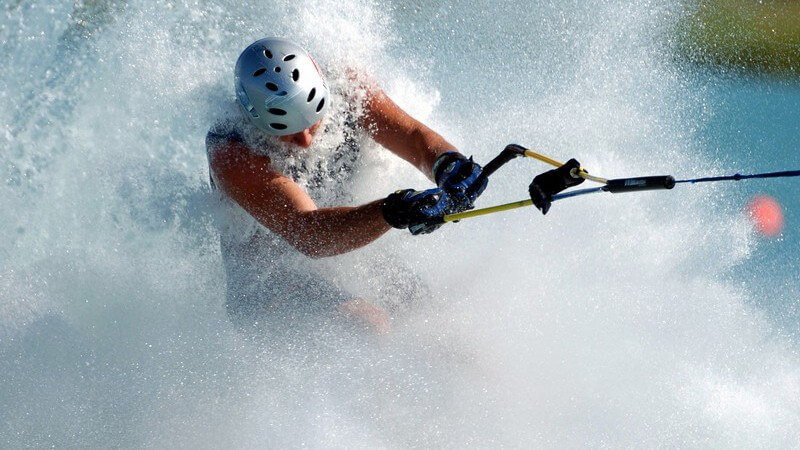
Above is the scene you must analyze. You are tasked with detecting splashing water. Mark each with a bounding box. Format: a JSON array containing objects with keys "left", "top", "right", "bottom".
[{"left": 2, "top": 0, "right": 800, "bottom": 447}]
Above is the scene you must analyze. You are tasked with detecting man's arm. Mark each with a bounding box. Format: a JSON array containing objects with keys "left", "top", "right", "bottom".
[
  {"left": 361, "top": 87, "right": 458, "bottom": 181},
  {"left": 209, "top": 142, "right": 391, "bottom": 258}
]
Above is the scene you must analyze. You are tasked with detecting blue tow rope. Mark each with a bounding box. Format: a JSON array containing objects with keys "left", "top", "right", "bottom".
[{"left": 676, "top": 169, "right": 800, "bottom": 184}]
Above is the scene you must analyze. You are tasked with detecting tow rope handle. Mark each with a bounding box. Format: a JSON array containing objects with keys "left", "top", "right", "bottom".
[
  {"left": 439, "top": 143, "right": 798, "bottom": 225},
  {"left": 445, "top": 144, "right": 675, "bottom": 223}
]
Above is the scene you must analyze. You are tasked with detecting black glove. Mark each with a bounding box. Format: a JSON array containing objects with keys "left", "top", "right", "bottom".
[
  {"left": 528, "top": 158, "right": 585, "bottom": 215},
  {"left": 432, "top": 152, "right": 488, "bottom": 214},
  {"left": 382, "top": 188, "right": 448, "bottom": 235}
]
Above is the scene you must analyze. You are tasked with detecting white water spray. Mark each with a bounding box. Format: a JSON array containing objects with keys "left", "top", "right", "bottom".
[{"left": 2, "top": 0, "right": 799, "bottom": 447}]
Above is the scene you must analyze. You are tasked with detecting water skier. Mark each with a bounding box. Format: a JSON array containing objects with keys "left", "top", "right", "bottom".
[{"left": 206, "top": 38, "right": 488, "bottom": 333}]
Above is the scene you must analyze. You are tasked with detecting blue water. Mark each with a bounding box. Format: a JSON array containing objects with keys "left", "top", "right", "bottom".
[
  {"left": 2, "top": 0, "right": 800, "bottom": 447},
  {"left": 697, "top": 75, "right": 800, "bottom": 334}
]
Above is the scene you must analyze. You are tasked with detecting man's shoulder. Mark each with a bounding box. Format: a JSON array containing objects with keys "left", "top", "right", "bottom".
[
  {"left": 206, "top": 114, "right": 272, "bottom": 177},
  {"left": 207, "top": 137, "right": 278, "bottom": 194}
]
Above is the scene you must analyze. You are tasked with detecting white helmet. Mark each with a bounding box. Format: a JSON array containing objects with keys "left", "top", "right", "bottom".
[{"left": 234, "top": 37, "right": 330, "bottom": 136}]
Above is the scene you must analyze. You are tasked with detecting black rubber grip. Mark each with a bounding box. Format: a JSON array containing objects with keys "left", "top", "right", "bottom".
[
  {"left": 479, "top": 144, "right": 527, "bottom": 179},
  {"left": 467, "top": 144, "right": 527, "bottom": 197},
  {"left": 603, "top": 175, "right": 676, "bottom": 193},
  {"left": 461, "top": 144, "right": 524, "bottom": 199}
]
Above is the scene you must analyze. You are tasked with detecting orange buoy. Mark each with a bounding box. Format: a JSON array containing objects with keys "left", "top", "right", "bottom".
[{"left": 747, "top": 195, "right": 784, "bottom": 237}]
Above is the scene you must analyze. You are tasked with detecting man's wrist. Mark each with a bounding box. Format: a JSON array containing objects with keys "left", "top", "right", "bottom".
[
  {"left": 381, "top": 190, "right": 412, "bottom": 229},
  {"left": 432, "top": 151, "right": 465, "bottom": 185}
]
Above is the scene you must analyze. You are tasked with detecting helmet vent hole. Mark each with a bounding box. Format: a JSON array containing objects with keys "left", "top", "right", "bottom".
[
  {"left": 268, "top": 108, "right": 287, "bottom": 116},
  {"left": 307, "top": 88, "right": 316, "bottom": 102},
  {"left": 253, "top": 68, "right": 266, "bottom": 77},
  {"left": 270, "top": 123, "right": 287, "bottom": 130},
  {"left": 283, "top": 54, "right": 296, "bottom": 61},
  {"left": 264, "top": 49, "right": 273, "bottom": 59},
  {"left": 316, "top": 98, "right": 325, "bottom": 113},
  {"left": 266, "top": 82, "right": 279, "bottom": 92},
  {"left": 292, "top": 69, "right": 300, "bottom": 81},
  {"left": 274, "top": 67, "right": 281, "bottom": 73}
]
